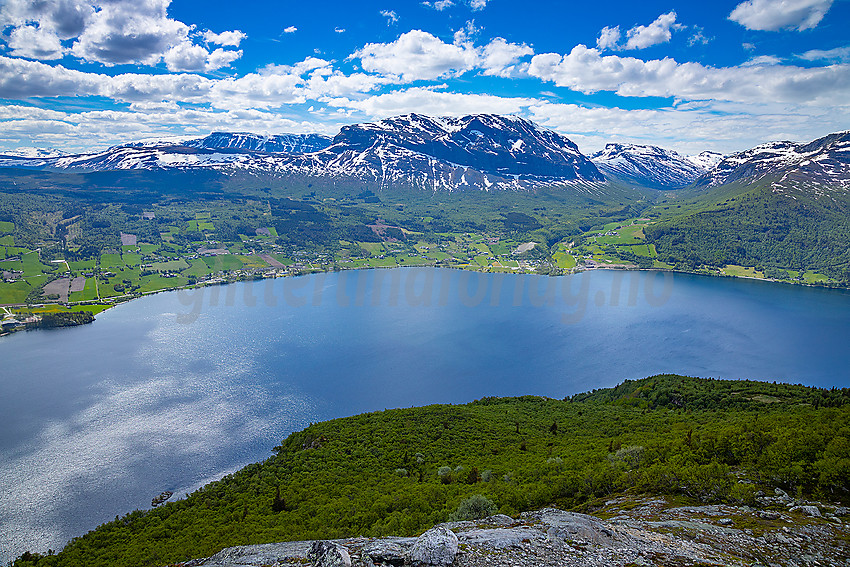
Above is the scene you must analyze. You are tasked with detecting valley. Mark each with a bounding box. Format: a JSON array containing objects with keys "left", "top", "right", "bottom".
[{"left": 1, "top": 115, "right": 848, "bottom": 327}]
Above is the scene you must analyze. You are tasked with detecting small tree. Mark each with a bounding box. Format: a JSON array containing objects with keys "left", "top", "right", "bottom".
[
  {"left": 437, "top": 466, "right": 453, "bottom": 484},
  {"left": 272, "top": 486, "right": 287, "bottom": 512},
  {"left": 449, "top": 495, "right": 497, "bottom": 521}
]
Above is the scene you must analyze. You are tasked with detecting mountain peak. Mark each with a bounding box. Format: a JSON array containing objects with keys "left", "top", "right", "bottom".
[
  {"left": 591, "top": 143, "right": 715, "bottom": 189},
  {"left": 329, "top": 113, "right": 602, "bottom": 185},
  {"left": 699, "top": 131, "right": 850, "bottom": 190}
]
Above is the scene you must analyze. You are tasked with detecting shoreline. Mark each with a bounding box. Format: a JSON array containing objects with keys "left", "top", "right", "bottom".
[{"left": 1, "top": 262, "right": 848, "bottom": 334}]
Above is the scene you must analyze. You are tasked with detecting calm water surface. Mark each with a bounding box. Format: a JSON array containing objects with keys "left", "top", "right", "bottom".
[{"left": 1, "top": 268, "right": 849, "bottom": 561}]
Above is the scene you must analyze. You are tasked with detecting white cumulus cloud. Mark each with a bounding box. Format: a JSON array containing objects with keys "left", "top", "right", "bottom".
[
  {"left": 7, "top": 24, "right": 66, "bottom": 60},
  {"left": 324, "top": 86, "right": 534, "bottom": 118},
  {"left": 354, "top": 30, "right": 480, "bottom": 81},
  {"left": 352, "top": 30, "right": 532, "bottom": 82},
  {"left": 0, "top": 1, "right": 243, "bottom": 70},
  {"left": 624, "top": 11, "right": 681, "bottom": 50},
  {"left": 596, "top": 12, "right": 681, "bottom": 51},
  {"left": 527, "top": 44, "right": 850, "bottom": 106},
  {"left": 203, "top": 30, "right": 246, "bottom": 47},
  {"left": 596, "top": 26, "right": 621, "bottom": 51},
  {"left": 479, "top": 37, "right": 534, "bottom": 77},
  {"left": 729, "top": 0, "right": 834, "bottom": 31}
]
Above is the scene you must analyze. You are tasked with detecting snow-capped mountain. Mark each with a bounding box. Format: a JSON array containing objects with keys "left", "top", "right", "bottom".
[
  {"left": 266, "top": 113, "right": 605, "bottom": 190},
  {"left": 182, "top": 132, "right": 333, "bottom": 154},
  {"left": 0, "top": 147, "right": 68, "bottom": 159},
  {"left": 119, "top": 132, "right": 333, "bottom": 154},
  {"left": 4, "top": 117, "right": 846, "bottom": 194},
  {"left": 591, "top": 143, "right": 721, "bottom": 189},
  {"left": 324, "top": 113, "right": 604, "bottom": 182},
  {"left": 687, "top": 151, "right": 724, "bottom": 171},
  {"left": 0, "top": 114, "right": 605, "bottom": 191},
  {"left": 698, "top": 131, "right": 850, "bottom": 191}
]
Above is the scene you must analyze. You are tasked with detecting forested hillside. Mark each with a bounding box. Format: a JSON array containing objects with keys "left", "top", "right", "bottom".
[
  {"left": 645, "top": 182, "right": 850, "bottom": 282},
  {"left": 14, "top": 375, "right": 850, "bottom": 567}
]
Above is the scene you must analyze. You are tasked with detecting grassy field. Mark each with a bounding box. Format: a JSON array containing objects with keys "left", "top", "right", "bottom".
[
  {"left": 122, "top": 253, "right": 142, "bottom": 267},
  {"left": 68, "top": 259, "right": 96, "bottom": 272},
  {"left": 0, "top": 220, "right": 14, "bottom": 233},
  {"left": 236, "top": 255, "right": 270, "bottom": 269},
  {"left": 626, "top": 244, "right": 657, "bottom": 257},
  {"left": 802, "top": 271, "right": 830, "bottom": 284},
  {"left": 202, "top": 255, "right": 246, "bottom": 272},
  {"left": 269, "top": 254, "right": 294, "bottom": 265},
  {"left": 722, "top": 265, "right": 765, "bottom": 278},
  {"left": 183, "top": 259, "right": 216, "bottom": 277},
  {"left": 138, "top": 244, "right": 161, "bottom": 254},
  {"left": 552, "top": 244, "right": 577, "bottom": 269},
  {"left": 100, "top": 253, "right": 124, "bottom": 268},
  {"left": 0, "top": 280, "right": 31, "bottom": 304},
  {"left": 69, "top": 278, "right": 99, "bottom": 302},
  {"left": 151, "top": 258, "right": 190, "bottom": 271}
]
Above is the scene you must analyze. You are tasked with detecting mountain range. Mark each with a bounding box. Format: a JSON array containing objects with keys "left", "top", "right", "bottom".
[
  {"left": 0, "top": 114, "right": 847, "bottom": 195},
  {"left": 590, "top": 143, "right": 723, "bottom": 190}
]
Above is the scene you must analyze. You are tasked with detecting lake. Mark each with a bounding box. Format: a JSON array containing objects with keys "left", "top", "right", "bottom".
[{"left": 2, "top": 267, "right": 850, "bottom": 561}]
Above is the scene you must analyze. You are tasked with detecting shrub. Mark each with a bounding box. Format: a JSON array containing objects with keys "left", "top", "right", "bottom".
[
  {"left": 449, "top": 495, "right": 497, "bottom": 521},
  {"left": 437, "top": 466, "right": 453, "bottom": 484}
]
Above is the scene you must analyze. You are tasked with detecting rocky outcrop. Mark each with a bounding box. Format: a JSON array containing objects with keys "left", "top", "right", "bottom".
[
  {"left": 187, "top": 496, "right": 850, "bottom": 567},
  {"left": 309, "top": 541, "right": 352, "bottom": 567},
  {"left": 361, "top": 540, "right": 405, "bottom": 566},
  {"left": 406, "top": 527, "right": 457, "bottom": 566}
]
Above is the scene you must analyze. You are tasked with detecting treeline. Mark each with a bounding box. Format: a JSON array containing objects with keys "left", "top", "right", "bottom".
[
  {"left": 29, "top": 311, "right": 95, "bottom": 329},
  {"left": 13, "top": 375, "right": 850, "bottom": 567}
]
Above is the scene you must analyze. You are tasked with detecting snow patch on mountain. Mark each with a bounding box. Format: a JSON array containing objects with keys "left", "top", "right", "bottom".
[
  {"left": 1, "top": 147, "right": 68, "bottom": 159},
  {"left": 686, "top": 151, "right": 724, "bottom": 170},
  {"left": 591, "top": 143, "right": 714, "bottom": 189},
  {"left": 0, "top": 114, "right": 604, "bottom": 192},
  {"left": 699, "top": 131, "right": 850, "bottom": 191}
]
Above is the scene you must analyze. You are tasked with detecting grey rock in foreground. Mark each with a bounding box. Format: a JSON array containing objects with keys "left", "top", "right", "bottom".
[
  {"left": 190, "top": 496, "right": 850, "bottom": 567},
  {"left": 406, "top": 526, "right": 458, "bottom": 566},
  {"left": 309, "top": 541, "right": 352, "bottom": 567}
]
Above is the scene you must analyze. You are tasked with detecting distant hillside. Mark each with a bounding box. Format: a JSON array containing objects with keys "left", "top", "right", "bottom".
[
  {"left": 14, "top": 375, "right": 850, "bottom": 567},
  {"left": 643, "top": 131, "right": 850, "bottom": 281}
]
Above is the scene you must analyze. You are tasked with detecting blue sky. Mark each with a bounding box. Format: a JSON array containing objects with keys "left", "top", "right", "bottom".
[{"left": 0, "top": 0, "right": 848, "bottom": 155}]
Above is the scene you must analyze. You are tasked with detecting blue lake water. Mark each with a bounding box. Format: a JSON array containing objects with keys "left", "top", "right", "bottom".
[{"left": 1, "top": 267, "right": 850, "bottom": 561}]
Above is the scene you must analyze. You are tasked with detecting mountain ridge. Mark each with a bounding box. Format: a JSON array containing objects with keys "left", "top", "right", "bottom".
[
  {"left": 590, "top": 143, "right": 722, "bottom": 189},
  {"left": 1, "top": 117, "right": 848, "bottom": 198}
]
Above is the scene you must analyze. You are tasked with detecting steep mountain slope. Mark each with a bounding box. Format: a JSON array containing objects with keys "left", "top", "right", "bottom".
[
  {"left": 645, "top": 131, "right": 850, "bottom": 279},
  {"left": 590, "top": 144, "right": 721, "bottom": 189},
  {"left": 327, "top": 113, "right": 604, "bottom": 181},
  {"left": 697, "top": 131, "right": 850, "bottom": 191},
  {"left": 182, "top": 132, "right": 333, "bottom": 154}
]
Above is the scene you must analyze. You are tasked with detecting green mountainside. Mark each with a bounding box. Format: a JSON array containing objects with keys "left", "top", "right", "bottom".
[
  {"left": 644, "top": 179, "right": 850, "bottom": 282},
  {"left": 14, "top": 375, "right": 850, "bottom": 567}
]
